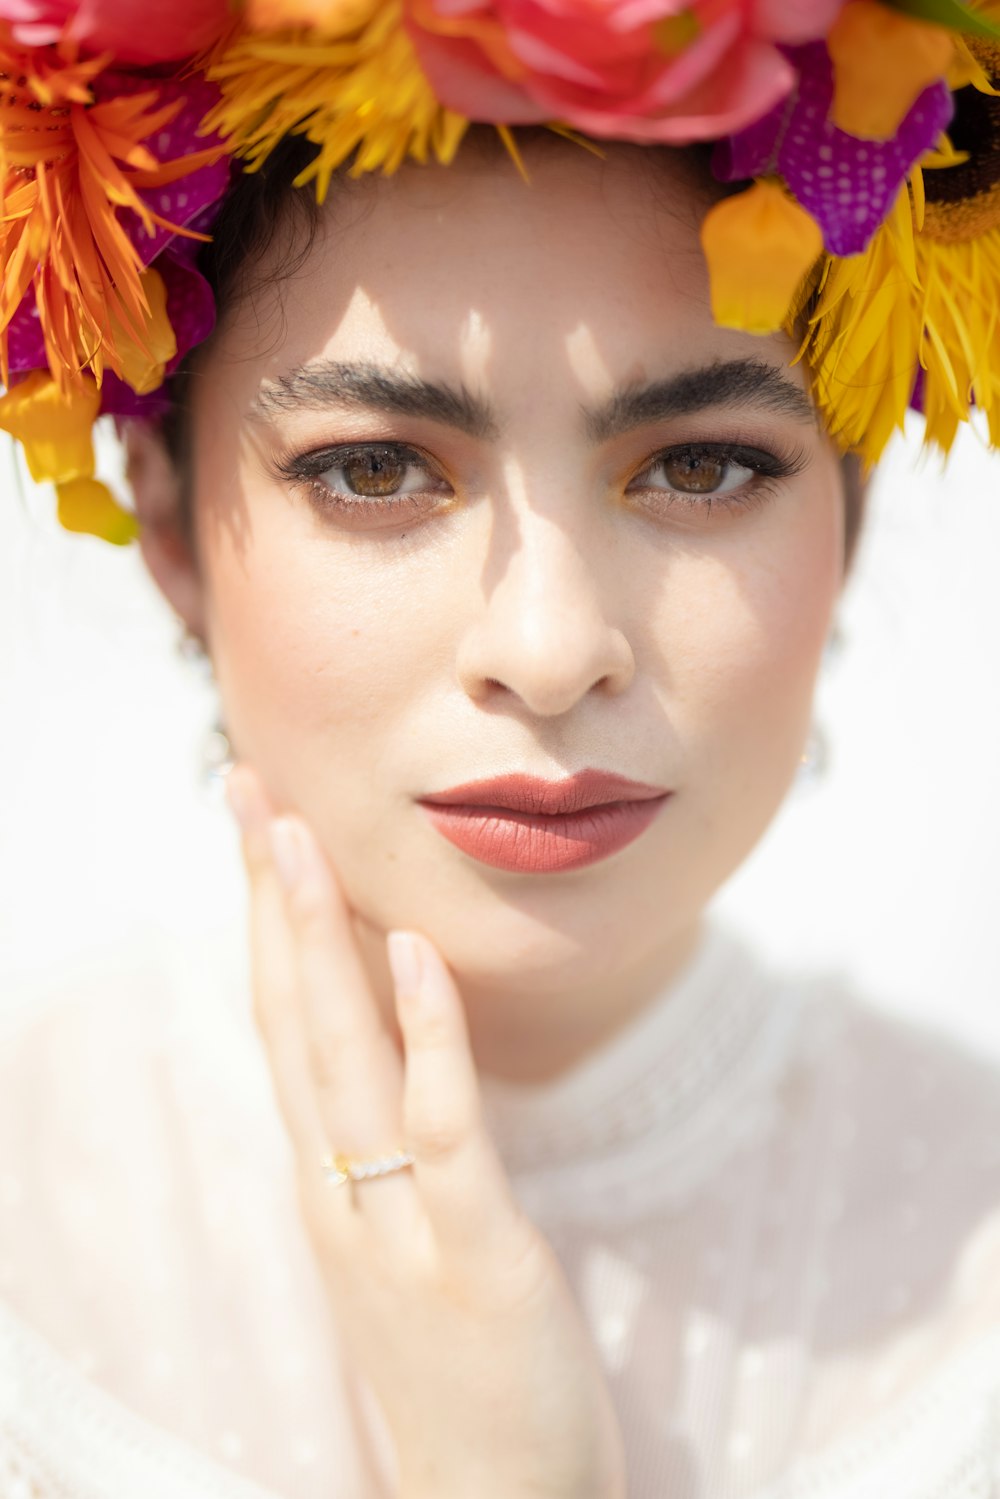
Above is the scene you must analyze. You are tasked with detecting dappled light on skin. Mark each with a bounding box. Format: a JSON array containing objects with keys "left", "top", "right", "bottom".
[{"left": 153, "top": 142, "right": 844, "bottom": 1080}]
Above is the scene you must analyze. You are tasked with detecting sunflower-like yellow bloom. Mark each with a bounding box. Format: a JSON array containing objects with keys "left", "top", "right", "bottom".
[
  {"left": 203, "top": 0, "right": 469, "bottom": 199},
  {"left": 700, "top": 179, "right": 824, "bottom": 336},
  {"left": 800, "top": 182, "right": 1000, "bottom": 464}
]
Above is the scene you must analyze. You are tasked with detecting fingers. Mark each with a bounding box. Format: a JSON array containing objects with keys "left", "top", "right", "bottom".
[
  {"left": 227, "top": 764, "right": 419, "bottom": 1240},
  {"left": 268, "top": 814, "right": 419, "bottom": 1233},
  {"left": 389, "top": 931, "right": 527, "bottom": 1272},
  {"left": 226, "top": 765, "right": 330, "bottom": 1172},
  {"left": 228, "top": 761, "right": 526, "bottom": 1279}
]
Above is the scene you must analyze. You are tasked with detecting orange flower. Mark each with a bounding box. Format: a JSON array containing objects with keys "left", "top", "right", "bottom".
[
  {"left": 827, "top": 0, "right": 955, "bottom": 142},
  {"left": 243, "top": 0, "right": 374, "bottom": 30},
  {"left": 0, "top": 27, "right": 223, "bottom": 393},
  {"left": 700, "top": 180, "right": 823, "bottom": 335}
]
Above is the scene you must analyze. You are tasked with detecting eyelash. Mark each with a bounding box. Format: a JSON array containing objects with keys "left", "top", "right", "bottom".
[
  {"left": 274, "top": 438, "right": 805, "bottom": 523},
  {"left": 275, "top": 442, "right": 450, "bottom": 523},
  {"left": 625, "top": 441, "right": 807, "bottom": 515}
]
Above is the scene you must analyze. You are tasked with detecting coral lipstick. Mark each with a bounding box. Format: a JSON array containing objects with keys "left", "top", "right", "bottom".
[{"left": 418, "top": 770, "right": 671, "bottom": 874}]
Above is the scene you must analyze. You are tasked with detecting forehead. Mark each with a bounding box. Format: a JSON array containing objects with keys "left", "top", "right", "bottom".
[{"left": 213, "top": 137, "right": 803, "bottom": 407}]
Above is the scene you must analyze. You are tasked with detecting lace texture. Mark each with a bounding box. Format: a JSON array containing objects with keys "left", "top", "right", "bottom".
[{"left": 2, "top": 916, "right": 1000, "bottom": 1497}]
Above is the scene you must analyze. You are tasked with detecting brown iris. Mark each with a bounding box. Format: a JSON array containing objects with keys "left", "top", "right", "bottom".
[
  {"left": 657, "top": 452, "right": 731, "bottom": 493},
  {"left": 342, "top": 448, "right": 408, "bottom": 496}
]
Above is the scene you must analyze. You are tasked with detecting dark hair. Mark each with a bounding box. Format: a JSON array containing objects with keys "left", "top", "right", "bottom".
[{"left": 160, "top": 130, "right": 867, "bottom": 572}]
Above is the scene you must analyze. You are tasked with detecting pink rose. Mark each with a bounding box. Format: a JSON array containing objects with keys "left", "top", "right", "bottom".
[
  {"left": 405, "top": 0, "right": 844, "bottom": 143},
  {"left": 0, "top": 0, "right": 231, "bottom": 63}
]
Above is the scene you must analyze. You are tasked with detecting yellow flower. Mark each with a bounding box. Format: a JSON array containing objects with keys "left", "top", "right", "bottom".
[
  {"left": 799, "top": 185, "right": 1000, "bottom": 464},
  {"left": 0, "top": 370, "right": 99, "bottom": 484},
  {"left": 0, "top": 371, "right": 139, "bottom": 544},
  {"left": 700, "top": 180, "right": 824, "bottom": 335},
  {"left": 202, "top": 0, "right": 468, "bottom": 199},
  {"left": 110, "top": 269, "right": 178, "bottom": 398},
  {"left": 56, "top": 478, "right": 141, "bottom": 546},
  {"left": 828, "top": 0, "right": 955, "bottom": 142}
]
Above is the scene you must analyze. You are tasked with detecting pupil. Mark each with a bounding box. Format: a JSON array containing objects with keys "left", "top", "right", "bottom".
[
  {"left": 345, "top": 451, "right": 405, "bottom": 496},
  {"left": 666, "top": 454, "right": 725, "bottom": 493}
]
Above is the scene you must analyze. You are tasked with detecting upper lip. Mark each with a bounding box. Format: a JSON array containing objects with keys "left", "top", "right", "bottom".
[{"left": 419, "top": 770, "right": 671, "bottom": 816}]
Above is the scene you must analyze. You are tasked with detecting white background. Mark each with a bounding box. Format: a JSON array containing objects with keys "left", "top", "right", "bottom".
[{"left": 1, "top": 419, "right": 998, "bottom": 1051}]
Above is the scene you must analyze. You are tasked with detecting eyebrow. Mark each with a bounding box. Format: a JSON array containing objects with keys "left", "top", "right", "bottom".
[
  {"left": 251, "top": 360, "right": 501, "bottom": 440},
  {"left": 582, "top": 358, "right": 816, "bottom": 443},
  {"left": 250, "top": 355, "right": 815, "bottom": 442}
]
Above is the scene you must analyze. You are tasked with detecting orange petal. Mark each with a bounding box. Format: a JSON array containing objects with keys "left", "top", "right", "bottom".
[
  {"left": 700, "top": 181, "right": 823, "bottom": 335},
  {"left": 828, "top": 0, "right": 954, "bottom": 142},
  {"left": 0, "top": 370, "right": 99, "bottom": 483},
  {"left": 56, "top": 478, "right": 140, "bottom": 545},
  {"left": 243, "top": 0, "right": 376, "bottom": 31}
]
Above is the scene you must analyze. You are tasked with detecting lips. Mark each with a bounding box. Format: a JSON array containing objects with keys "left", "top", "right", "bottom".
[{"left": 417, "top": 770, "right": 672, "bottom": 874}]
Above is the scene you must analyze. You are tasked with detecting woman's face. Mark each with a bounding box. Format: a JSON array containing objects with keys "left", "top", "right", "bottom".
[{"left": 177, "top": 139, "right": 844, "bottom": 1011}]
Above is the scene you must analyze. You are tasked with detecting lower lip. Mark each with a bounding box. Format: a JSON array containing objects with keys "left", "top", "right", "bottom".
[{"left": 418, "top": 796, "right": 671, "bottom": 874}]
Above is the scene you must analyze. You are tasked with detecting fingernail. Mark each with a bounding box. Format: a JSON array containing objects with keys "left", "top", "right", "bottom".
[
  {"left": 387, "top": 931, "right": 423, "bottom": 996},
  {"left": 269, "top": 818, "right": 303, "bottom": 890}
]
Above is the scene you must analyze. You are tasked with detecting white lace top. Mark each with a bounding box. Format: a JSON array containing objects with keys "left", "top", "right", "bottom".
[{"left": 2, "top": 914, "right": 1000, "bottom": 1499}]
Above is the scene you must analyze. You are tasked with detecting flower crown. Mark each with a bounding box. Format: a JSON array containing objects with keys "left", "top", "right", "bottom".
[{"left": 1, "top": 0, "right": 999, "bottom": 544}]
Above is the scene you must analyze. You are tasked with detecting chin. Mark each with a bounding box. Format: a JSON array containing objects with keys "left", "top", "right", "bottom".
[{"left": 376, "top": 865, "right": 677, "bottom": 995}]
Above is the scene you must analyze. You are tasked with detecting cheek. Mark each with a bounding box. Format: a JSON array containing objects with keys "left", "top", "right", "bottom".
[
  {"left": 200, "top": 508, "right": 451, "bottom": 803},
  {"left": 648, "top": 485, "right": 843, "bottom": 779}
]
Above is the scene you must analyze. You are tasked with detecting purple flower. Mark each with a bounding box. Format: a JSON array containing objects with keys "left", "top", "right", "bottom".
[{"left": 713, "top": 42, "right": 953, "bottom": 255}]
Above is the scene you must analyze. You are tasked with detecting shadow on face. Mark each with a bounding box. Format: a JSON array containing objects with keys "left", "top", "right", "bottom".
[{"left": 128, "top": 131, "right": 849, "bottom": 1017}]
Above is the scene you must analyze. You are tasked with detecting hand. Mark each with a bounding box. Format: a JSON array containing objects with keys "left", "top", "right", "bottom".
[{"left": 226, "top": 763, "right": 628, "bottom": 1499}]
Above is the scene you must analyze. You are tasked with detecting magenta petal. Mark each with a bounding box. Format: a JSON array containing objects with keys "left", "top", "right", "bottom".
[
  {"left": 5, "top": 291, "right": 47, "bottom": 375},
  {"left": 713, "top": 42, "right": 953, "bottom": 255},
  {"left": 158, "top": 253, "right": 216, "bottom": 366},
  {"left": 94, "top": 72, "right": 232, "bottom": 270},
  {"left": 99, "top": 374, "right": 172, "bottom": 419}
]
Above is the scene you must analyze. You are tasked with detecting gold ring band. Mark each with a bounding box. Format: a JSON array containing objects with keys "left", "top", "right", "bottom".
[{"left": 321, "top": 1148, "right": 414, "bottom": 1187}]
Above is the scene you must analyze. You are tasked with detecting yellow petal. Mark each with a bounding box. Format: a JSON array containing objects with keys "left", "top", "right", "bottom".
[
  {"left": 55, "top": 478, "right": 140, "bottom": 546},
  {"left": 0, "top": 371, "right": 99, "bottom": 484},
  {"left": 701, "top": 181, "right": 824, "bottom": 335},
  {"left": 828, "top": 0, "right": 954, "bottom": 141},
  {"left": 110, "top": 268, "right": 178, "bottom": 396}
]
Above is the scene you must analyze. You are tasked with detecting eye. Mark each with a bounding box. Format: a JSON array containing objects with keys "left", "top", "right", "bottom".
[
  {"left": 626, "top": 442, "right": 801, "bottom": 511},
  {"left": 299, "top": 443, "right": 448, "bottom": 500},
  {"left": 276, "top": 441, "right": 454, "bottom": 526},
  {"left": 639, "top": 449, "right": 753, "bottom": 495}
]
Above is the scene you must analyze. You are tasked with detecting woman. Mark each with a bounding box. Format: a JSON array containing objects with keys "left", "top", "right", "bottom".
[{"left": 2, "top": 6, "right": 1000, "bottom": 1497}]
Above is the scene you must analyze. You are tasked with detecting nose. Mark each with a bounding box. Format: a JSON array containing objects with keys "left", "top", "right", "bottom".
[{"left": 456, "top": 511, "right": 636, "bottom": 717}]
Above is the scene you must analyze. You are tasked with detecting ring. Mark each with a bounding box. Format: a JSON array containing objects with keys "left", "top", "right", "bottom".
[{"left": 321, "top": 1148, "right": 414, "bottom": 1187}]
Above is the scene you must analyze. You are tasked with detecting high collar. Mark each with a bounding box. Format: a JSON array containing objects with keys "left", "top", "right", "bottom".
[{"left": 478, "top": 917, "right": 802, "bottom": 1219}]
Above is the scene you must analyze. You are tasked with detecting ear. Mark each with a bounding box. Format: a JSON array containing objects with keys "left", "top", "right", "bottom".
[{"left": 124, "top": 420, "right": 207, "bottom": 640}]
